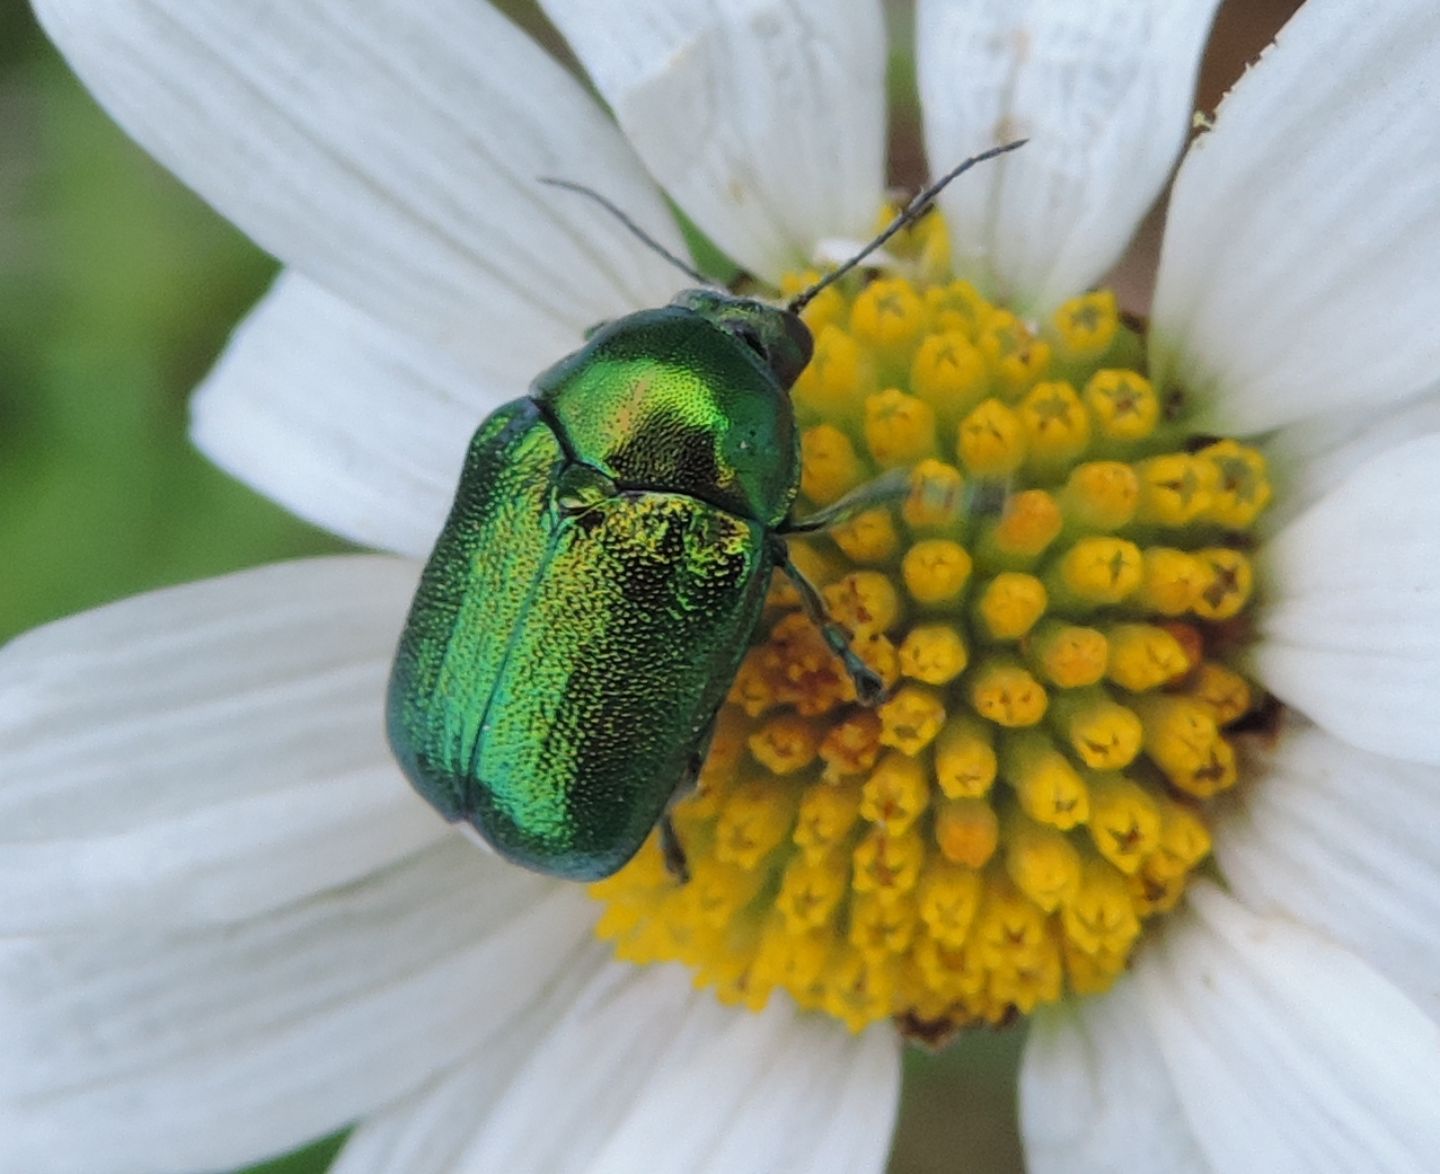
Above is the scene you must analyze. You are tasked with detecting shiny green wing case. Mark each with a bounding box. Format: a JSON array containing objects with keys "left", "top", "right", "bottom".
[{"left": 388, "top": 396, "right": 772, "bottom": 879}]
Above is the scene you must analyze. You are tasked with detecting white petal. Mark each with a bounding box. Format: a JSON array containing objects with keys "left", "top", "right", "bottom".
[
  {"left": 192, "top": 274, "right": 510, "bottom": 557},
  {"left": 916, "top": 0, "right": 1221, "bottom": 312},
  {"left": 0, "top": 556, "right": 445, "bottom": 932},
  {"left": 1254, "top": 433, "right": 1440, "bottom": 765},
  {"left": 1152, "top": 0, "right": 1440, "bottom": 433},
  {"left": 589, "top": 992, "right": 900, "bottom": 1174},
  {"left": 542, "top": 0, "right": 887, "bottom": 284},
  {"left": 431, "top": 964, "right": 900, "bottom": 1174},
  {"left": 331, "top": 1055, "right": 525, "bottom": 1174},
  {"left": 0, "top": 839, "right": 599, "bottom": 1174},
  {"left": 33, "top": 0, "right": 683, "bottom": 373},
  {"left": 332, "top": 940, "right": 615, "bottom": 1174},
  {"left": 1263, "top": 388, "right": 1440, "bottom": 529},
  {"left": 1020, "top": 980, "right": 1211, "bottom": 1174},
  {"left": 1214, "top": 725, "right": 1440, "bottom": 1019},
  {"left": 1137, "top": 883, "right": 1440, "bottom": 1171}
]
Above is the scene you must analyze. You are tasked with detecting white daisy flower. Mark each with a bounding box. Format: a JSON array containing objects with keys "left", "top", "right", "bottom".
[{"left": 6, "top": 0, "right": 1440, "bottom": 1171}]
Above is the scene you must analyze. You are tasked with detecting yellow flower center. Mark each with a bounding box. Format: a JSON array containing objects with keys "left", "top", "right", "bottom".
[{"left": 590, "top": 208, "right": 1270, "bottom": 1037}]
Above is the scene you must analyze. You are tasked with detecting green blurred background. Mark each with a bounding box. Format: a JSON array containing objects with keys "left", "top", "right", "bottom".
[
  {"left": 0, "top": 5, "right": 341, "bottom": 648},
  {"left": 0, "top": 1, "right": 1295, "bottom": 1170}
]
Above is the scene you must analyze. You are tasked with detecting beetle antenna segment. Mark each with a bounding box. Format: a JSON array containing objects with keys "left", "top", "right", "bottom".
[
  {"left": 786, "top": 139, "right": 1028, "bottom": 314},
  {"left": 539, "top": 177, "right": 713, "bottom": 286}
]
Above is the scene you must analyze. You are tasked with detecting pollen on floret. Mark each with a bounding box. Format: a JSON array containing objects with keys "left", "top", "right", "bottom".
[
  {"left": 800, "top": 424, "right": 866, "bottom": 506},
  {"left": 957, "top": 399, "right": 1025, "bottom": 476},
  {"left": 1084, "top": 369, "right": 1159, "bottom": 442},
  {"left": 592, "top": 206, "right": 1273, "bottom": 1036},
  {"left": 911, "top": 331, "right": 988, "bottom": 422},
  {"left": 986, "top": 491, "right": 1063, "bottom": 562},
  {"left": 1051, "top": 290, "right": 1120, "bottom": 364},
  {"left": 1062, "top": 462, "right": 1139, "bottom": 531}
]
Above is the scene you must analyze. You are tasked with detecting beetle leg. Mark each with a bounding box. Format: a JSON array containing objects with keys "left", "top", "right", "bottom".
[
  {"left": 780, "top": 468, "right": 911, "bottom": 534},
  {"left": 657, "top": 728, "right": 711, "bottom": 885},
  {"left": 772, "top": 540, "right": 887, "bottom": 706},
  {"left": 680, "top": 716, "right": 717, "bottom": 801},
  {"left": 659, "top": 813, "right": 691, "bottom": 884}
]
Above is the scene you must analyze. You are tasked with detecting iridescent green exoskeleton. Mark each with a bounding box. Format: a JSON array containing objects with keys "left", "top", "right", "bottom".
[
  {"left": 387, "top": 143, "right": 1025, "bottom": 881},
  {"left": 387, "top": 288, "right": 883, "bottom": 880}
]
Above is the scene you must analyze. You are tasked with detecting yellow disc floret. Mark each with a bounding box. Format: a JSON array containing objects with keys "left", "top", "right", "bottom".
[{"left": 591, "top": 213, "right": 1272, "bottom": 1036}]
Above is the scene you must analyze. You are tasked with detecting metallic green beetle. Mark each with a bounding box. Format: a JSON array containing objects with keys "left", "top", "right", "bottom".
[
  {"left": 387, "top": 287, "right": 883, "bottom": 881},
  {"left": 387, "top": 145, "right": 1023, "bottom": 882}
]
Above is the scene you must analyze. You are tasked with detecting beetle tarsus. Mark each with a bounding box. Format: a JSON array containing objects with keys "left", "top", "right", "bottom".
[
  {"left": 659, "top": 814, "right": 691, "bottom": 884},
  {"left": 852, "top": 663, "right": 887, "bottom": 707},
  {"left": 776, "top": 542, "right": 887, "bottom": 707},
  {"left": 820, "top": 626, "right": 887, "bottom": 707}
]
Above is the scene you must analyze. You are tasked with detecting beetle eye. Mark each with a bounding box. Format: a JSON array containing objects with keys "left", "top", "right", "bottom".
[
  {"left": 731, "top": 325, "right": 768, "bottom": 361},
  {"left": 782, "top": 312, "right": 814, "bottom": 371}
]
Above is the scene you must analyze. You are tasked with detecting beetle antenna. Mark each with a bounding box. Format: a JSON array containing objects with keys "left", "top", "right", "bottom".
[
  {"left": 787, "top": 139, "right": 1028, "bottom": 314},
  {"left": 539, "top": 177, "right": 713, "bottom": 286}
]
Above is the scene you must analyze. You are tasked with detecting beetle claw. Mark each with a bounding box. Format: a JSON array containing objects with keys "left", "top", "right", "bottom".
[
  {"left": 659, "top": 814, "right": 691, "bottom": 884},
  {"left": 852, "top": 665, "right": 887, "bottom": 707}
]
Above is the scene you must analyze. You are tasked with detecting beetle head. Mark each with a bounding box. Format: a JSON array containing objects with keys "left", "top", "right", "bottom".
[{"left": 672, "top": 288, "right": 814, "bottom": 391}]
